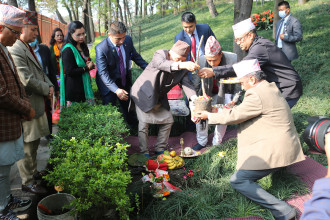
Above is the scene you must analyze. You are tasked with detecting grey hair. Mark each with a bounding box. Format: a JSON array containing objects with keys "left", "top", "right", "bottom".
[
  {"left": 246, "top": 70, "right": 266, "bottom": 81},
  {"left": 109, "top": 21, "right": 127, "bottom": 35}
]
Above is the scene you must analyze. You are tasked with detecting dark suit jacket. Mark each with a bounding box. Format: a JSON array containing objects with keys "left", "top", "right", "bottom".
[
  {"left": 37, "top": 44, "right": 59, "bottom": 92},
  {"left": 174, "top": 24, "right": 215, "bottom": 61},
  {"left": 131, "top": 50, "right": 196, "bottom": 113},
  {"left": 275, "top": 15, "right": 303, "bottom": 61},
  {"left": 95, "top": 35, "right": 148, "bottom": 96},
  {"left": 212, "top": 36, "right": 302, "bottom": 100}
]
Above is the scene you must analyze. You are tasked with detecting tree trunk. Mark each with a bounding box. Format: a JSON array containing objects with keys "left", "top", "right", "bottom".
[
  {"left": 82, "top": 0, "right": 91, "bottom": 43},
  {"left": 123, "top": 0, "right": 128, "bottom": 25},
  {"left": 135, "top": 0, "right": 139, "bottom": 16},
  {"left": 88, "top": 0, "right": 95, "bottom": 42},
  {"left": 233, "top": 0, "right": 253, "bottom": 61},
  {"left": 298, "top": 0, "right": 308, "bottom": 4},
  {"left": 28, "top": 0, "right": 36, "bottom": 11},
  {"left": 98, "top": 0, "right": 101, "bottom": 34},
  {"left": 107, "top": 0, "right": 111, "bottom": 31},
  {"left": 206, "top": 0, "right": 218, "bottom": 17},
  {"left": 140, "top": 0, "right": 143, "bottom": 16},
  {"left": 125, "top": 0, "right": 132, "bottom": 24},
  {"left": 115, "top": 0, "right": 119, "bottom": 20},
  {"left": 117, "top": 0, "right": 124, "bottom": 22},
  {"left": 143, "top": 0, "right": 147, "bottom": 17},
  {"left": 56, "top": 9, "right": 67, "bottom": 24},
  {"left": 64, "top": 2, "right": 73, "bottom": 22},
  {"left": 149, "top": 0, "right": 155, "bottom": 15},
  {"left": 7, "top": 0, "right": 18, "bottom": 7},
  {"left": 69, "top": 0, "right": 78, "bottom": 20},
  {"left": 273, "top": 0, "right": 283, "bottom": 39},
  {"left": 104, "top": 14, "right": 109, "bottom": 33}
]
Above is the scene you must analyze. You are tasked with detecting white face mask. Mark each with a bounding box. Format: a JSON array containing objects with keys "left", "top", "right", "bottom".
[{"left": 279, "top": 10, "right": 287, "bottom": 18}]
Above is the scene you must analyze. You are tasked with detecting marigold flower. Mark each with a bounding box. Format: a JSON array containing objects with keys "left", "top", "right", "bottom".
[
  {"left": 261, "top": 18, "right": 266, "bottom": 21},
  {"left": 163, "top": 174, "right": 169, "bottom": 179},
  {"left": 163, "top": 191, "right": 170, "bottom": 196}
]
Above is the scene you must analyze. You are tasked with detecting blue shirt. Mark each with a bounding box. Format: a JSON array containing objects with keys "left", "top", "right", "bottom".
[
  {"left": 277, "top": 14, "right": 291, "bottom": 48},
  {"left": 109, "top": 37, "right": 127, "bottom": 69},
  {"left": 33, "top": 44, "right": 48, "bottom": 75},
  {"left": 188, "top": 28, "right": 203, "bottom": 57},
  {"left": 300, "top": 178, "right": 330, "bottom": 219}
]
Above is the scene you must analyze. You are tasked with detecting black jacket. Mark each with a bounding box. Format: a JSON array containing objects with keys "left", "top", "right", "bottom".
[
  {"left": 62, "top": 47, "right": 87, "bottom": 102},
  {"left": 38, "top": 44, "right": 59, "bottom": 92},
  {"left": 212, "top": 36, "right": 302, "bottom": 100}
]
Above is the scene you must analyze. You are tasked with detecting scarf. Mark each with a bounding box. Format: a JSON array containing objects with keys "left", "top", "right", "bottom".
[
  {"left": 54, "top": 43, "right": 62, "bottom": 57},
  {"left": 60, "top": 43, "right": 95, "bottom": 109}
]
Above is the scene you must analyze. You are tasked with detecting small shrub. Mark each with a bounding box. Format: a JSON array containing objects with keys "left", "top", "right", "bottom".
[{"left": 46, "top": 103, "right": 132, "bottom": 219}]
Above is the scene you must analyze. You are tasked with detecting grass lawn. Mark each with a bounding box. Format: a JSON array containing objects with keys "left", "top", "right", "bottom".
[{"left": 90, "top": 0, "right": 329, "bottom": 219}]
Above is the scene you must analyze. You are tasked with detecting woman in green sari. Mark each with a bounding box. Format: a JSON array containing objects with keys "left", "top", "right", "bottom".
[{"left": 60, "top": 21, "right": 95, "bottom": 108}]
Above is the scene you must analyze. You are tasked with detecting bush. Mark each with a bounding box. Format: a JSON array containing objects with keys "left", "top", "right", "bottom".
[{"left": 45, "top": 103, "right": 132, "bottom": 219}]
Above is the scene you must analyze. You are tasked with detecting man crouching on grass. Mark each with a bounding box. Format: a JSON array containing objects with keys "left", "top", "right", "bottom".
[{"left": 194, "top": 59, "right": 305, "bottom": 220}]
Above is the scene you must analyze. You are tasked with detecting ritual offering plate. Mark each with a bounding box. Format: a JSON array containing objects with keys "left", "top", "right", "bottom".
[
  {"left": 220, "top": 77, "right": 240, "bottom": 84},
  {"left": 181, "top": 147, "right": 201, "bottom": 158},
  {"left": 194, "top": 95, "right": 212, "bottom": 112}
]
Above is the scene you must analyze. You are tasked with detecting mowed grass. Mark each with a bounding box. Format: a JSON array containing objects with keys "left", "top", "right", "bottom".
[{"left": 90, "top": 0, "right": 330, "bottom": 219}]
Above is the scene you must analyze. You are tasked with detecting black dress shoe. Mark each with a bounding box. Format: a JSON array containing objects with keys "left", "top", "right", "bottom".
[
  {"left": 22, "top": 184, "right": 47, "bottom": 195},
  {"left": 192, "top": 143, "right": 206, "bottom": 151},
  {"left": 33, "top": 170, "right": 47, "bottom": 180},
  {"left": 6, "top": 194, "right": 32, "bottom": 212}
]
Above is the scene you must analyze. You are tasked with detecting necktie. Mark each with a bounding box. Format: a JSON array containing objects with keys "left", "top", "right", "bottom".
[
  {"left": 276, "top": 20, "right": 284, "bottom": 45},
  {"left": 191, "top": 33, "right": 196, "bottom": 62},
  {"left": 117, "top": 46, "right": 126, "bottom": 86}
]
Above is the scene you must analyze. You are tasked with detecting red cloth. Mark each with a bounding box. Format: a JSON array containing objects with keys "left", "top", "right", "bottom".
[
  {"left": 167, "top": 85, "right": 183, "bottom": 100},
  {"left": 191, "top": 34, "right": 196, "bottom": 61},
  {"left": 146, "top": 159, "right": 168, "bottom": 171},
  {"left": 90, "top": 67, "right": 97, "bottom": 77},
  {"left": 52, "top": 108, "right": 60, "bottom": 124}
]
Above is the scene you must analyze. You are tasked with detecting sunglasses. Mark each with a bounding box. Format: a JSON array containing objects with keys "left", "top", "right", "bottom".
[{"left": 3, "top": 25, "right": 21, "bottom": 37}]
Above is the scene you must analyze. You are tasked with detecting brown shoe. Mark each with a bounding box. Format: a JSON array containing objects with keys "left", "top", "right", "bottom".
[{"left": 22, "top": 184, "right": 47, "bottom": 194}]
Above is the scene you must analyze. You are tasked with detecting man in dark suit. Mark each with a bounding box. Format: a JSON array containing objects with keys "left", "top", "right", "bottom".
[
  {"left": 275, "top": 1, "right": 303, "bottom": 61},
  {"left": 199, "top": 18, "right": 302, "bottom": 108},
  {"left": 174, "top": 11, "right": 215, "bottom": 81},
  {"left": 130, "top": 41, "right": 199, "bottom": 157},
  {"left": 30, "top": 39, "right": 59, "bottom": 140},
  {"left": 95, "top": 21, "right": 148, "bottom": 128}
]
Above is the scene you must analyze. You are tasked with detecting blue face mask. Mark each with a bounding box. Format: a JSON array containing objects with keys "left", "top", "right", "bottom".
[
  {"left": 279, "top": 10, "right": 287, "bottom": 18},
  {"left": 29, "top": 39, "right": 38, "bottom": 47}
]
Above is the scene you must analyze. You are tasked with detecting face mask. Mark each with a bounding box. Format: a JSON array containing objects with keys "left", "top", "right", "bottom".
[
  {"left": 279, "top": 10, "right": 287, "bottom": 18},
  {"left": 29, "top": 39, "right": 38, "bottom": 47}
]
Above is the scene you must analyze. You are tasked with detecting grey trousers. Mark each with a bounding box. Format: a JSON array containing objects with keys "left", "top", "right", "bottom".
[
  {"left": 17, "top": 139, "right": 40, "bottom": 185},
  {"left": 0, "top": 164, "right": 12, "bottom": 212},
  {"left": 138, "top": 121, "right": 173, "bottom": 154},
  {"left": 230, "top": 168, "right": 293, "bottom": 218}
]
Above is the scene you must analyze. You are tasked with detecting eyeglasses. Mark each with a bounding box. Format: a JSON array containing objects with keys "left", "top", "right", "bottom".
[
  {"left": 72, "top": 33, "right": 86, "bottom": 38},
  {"left": 3, "top": 25, "right": 21, "bottom": 38},
  {"left": 234, "top": 31, "right": 251, "bottom": 43}
]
